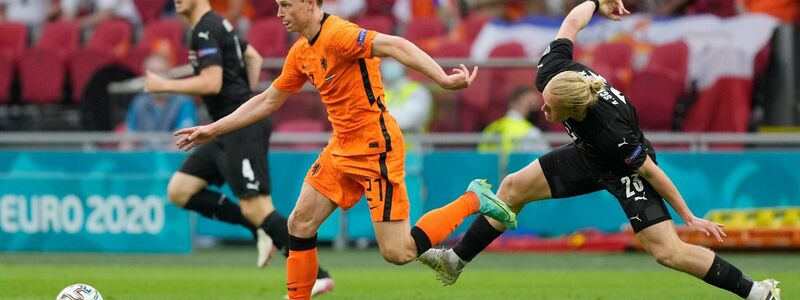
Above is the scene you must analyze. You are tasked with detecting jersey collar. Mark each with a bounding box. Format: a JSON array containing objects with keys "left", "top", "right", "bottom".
[{"left": 308, "top": 13, "right": 330, "bottom": 46}]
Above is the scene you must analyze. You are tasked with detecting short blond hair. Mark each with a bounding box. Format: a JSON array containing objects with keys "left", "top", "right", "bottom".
[{"left": 548, "top": 71, "right": 604, "bottom": 111}]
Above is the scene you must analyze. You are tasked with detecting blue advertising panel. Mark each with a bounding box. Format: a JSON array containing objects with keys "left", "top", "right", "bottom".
[{"left": 0, "top": 152, "right": 191, "bottom": 253}]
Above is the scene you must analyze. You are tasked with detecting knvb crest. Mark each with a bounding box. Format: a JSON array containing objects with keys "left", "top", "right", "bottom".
[{"left": 320, "top": 57, "right": 328, "bottom": 72}]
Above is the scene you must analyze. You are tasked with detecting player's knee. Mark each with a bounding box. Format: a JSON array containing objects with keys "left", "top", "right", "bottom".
[
  {"left": 166, "top": 182, "right": 191, "bottom": 207},
  {"left": 379, "top": 248, "right": 415, "bottom": 265},
  {"left": 287, "top": 211, "right": 317, "bottom": 237},
  {"left": 645, "top": 242, "right": 681, "bottom": 268},
  {"left": 498, "top": 173, "right": 525, "bottom": 207}
]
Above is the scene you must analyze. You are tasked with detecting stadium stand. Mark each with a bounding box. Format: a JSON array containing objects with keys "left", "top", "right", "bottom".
[
  {"left": 0, "top": 54, "right": 12, "bottom": 103},
  {"left": 247, "top": 18, "right": 289, "bottom": 58},
  {"left": 628, "top": 70, "right": 684, "bottom": 131},
  {"left": 37, "top": 21, "right": 81, "bottom": 59},
  {"left": 85, "top": 19, "right": 133, "bottom": 56},
  {"left": 133, "top": 0, "right": 167, "bottom": 24},
  {"left": 19, "top": 49, "right": 66, "bottom": 103},
  {"left": 356, "top": 15, "right": 395, "bottom": 34},
  {"left": 68, "top": 49, "right": 116, "bottom": 101},
  {"left": 0, "top": 22, "right": 27, "bottom": 66}
]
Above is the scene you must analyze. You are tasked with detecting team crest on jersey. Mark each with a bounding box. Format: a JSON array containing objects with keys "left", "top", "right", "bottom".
[
  {"left": 321, "top": 57, "right": 328, "bottom": 72},
  {"left": 311, "top": 162, "right": 321, "bottom": 176}
]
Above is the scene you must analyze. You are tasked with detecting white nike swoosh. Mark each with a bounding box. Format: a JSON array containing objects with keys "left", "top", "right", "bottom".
[
  {"left": 324, "top": 74, "right": 336, "bottom": 81},
  {"left": 537, "top": 64, "right": 544, "bottom": 68}
]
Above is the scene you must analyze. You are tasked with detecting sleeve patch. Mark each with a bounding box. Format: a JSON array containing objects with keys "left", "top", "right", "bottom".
[
  {"left": 198, "top": 48, "right": 219, "bottom": 57},
  {"left": 357, "top": 29, "right": 368, "bottom": 47},
  {"left": 624, "top": 144, "right": 643, "bottom": 164}
]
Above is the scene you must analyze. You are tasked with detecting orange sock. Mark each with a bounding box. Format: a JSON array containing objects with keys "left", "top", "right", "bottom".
[
  {"left": 287, "top": 235, "right": 318, "bottom": 300},
  {"left": 413, "top": 192, "right": 480, "bottom": 249}
]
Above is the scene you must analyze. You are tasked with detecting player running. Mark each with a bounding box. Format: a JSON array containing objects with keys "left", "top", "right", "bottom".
[
  {"left": 419, "top": 1, "right": 781, "bottom": 299},
  {"left": 144, "top": 0, "right": 333, "bottom": 295},
  {"left": 173, "top": 0, "right": 517, "bottom": 299}
]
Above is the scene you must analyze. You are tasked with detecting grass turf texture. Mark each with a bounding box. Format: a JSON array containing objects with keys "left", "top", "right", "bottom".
[{"left": 1, "top": 247, "right": 797, "bottom": 299}]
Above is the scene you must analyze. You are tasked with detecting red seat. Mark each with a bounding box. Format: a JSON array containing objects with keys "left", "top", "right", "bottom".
[
  {"left": 139, "top": 18, "right": 186, "bottom": 52},
  {"left": 250, "top": 0, "right": 279, "bottom": 19},
  {"left": 592, "top": 41, "right": 633, "bottom": 70},
  {"left": 403, "top": 17, "right": 445, "bottom": 51},
  {"left": 428, "top": 93, "right": 462, "bottom": 132},
  {"left": 365, "top": 0, "right": 395, "bottom": 15},
  {"left": 0, "top": 53, "right": 13, "bottom": 103},
  {"left": 86, "top": 19, "right": 133, "bottom": 56},
  {"left": 272, "top": 92, "right": 325, "bottom": 126},
  {"left": 459, "top": 69, "right": 493, "bottom": 131},
  {"left": 461, "top": 15, "right": 489, "bottom": 44},
  {"left": 247, "top": 18, "right": 288, "bottom": 58},
  {"left": 275, "top": 118, "right": 326, "bottom": 132},
  {"left": 68, "top": 49, "right": 116, "bottom": 101},
  {"left": 683, "top": 78, "right": 752, "bottom": 133},
  {"left": 489, "top": 42, "right": 527, "bottom": 58},
  {"left": 627, "top": 70, "right": 683, "bottom": 131},
  {"left": 0, "top": 22, "right": 28, "bottom": 59},
  {"left": 133, "top": 0, "right": 166, "bottom": 24},
  {"left": 357, "top": 15, "right": 394, "bottom": 34},
  {"left": 646, "top": 41, "right": 688, "bottom": 85},
  {"left": 19, "top": 49, "right": 65, "bottom": 103},
  {"left": 274, "top": 118, "right": 327, "bottom": 150},
  {"left": 124, "top": 46, "right": 150, "bottom": 75},
  {"left": 432, "top": 39, "right": 470, "bottom": 58},
  {"left": 591, "top": 42, "right": 633, "bottom": 93},
  {"left": 37, "top": 20, "right": 80, "bottom": 59},
  {"left": 487, "top": 43, "right": 533, "bottom": 123}
]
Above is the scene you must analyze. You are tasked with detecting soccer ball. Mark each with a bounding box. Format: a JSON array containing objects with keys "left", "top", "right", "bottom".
[{"left": 56, "top": 284, "right": 103, "bottom": 300}]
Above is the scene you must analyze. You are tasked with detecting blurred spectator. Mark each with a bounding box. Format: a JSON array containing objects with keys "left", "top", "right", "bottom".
[
  {"left": 0, "top": 0, "right": 59, "bottom": 29},
  {"left": 125, "top": 54, "right": 196, "bottom": 137},
  {"left": 60, "top": 0, "right": 141, "bottom": 28},
  {"left": 382, "top": 58, "right": 432, "bottom": 134},
  {"left": 323, "top": 0, "right": 365, "bottom": 19},
  {"left": 394, "top": 0, "right": 459, "bottom": 26},
  {"left": 210, "top": 0, "right": 253, "bottom": 28},
  {"left": 737, "top": 0, "right": 799, "bottom": 23},
  {"left": 478, "top": 86, "right": 549, "bottom": 153},
  {"left": 654, "top": 0, "right": 738, "bottom": 18}
]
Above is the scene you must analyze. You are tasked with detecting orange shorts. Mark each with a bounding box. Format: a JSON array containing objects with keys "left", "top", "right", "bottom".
[{"left": 304, "top": 149, "right": 409, "bottom": 222}]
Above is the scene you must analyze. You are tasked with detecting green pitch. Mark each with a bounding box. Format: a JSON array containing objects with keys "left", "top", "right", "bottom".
[{"left": 1, "top": 247, "right": 797, "bottom": 299}]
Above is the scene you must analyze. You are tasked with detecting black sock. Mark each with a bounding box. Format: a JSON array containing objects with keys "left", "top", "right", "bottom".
[
  {"left": 410, "top": 226, "right": 432, "bottom": 256},
  {"left": 281, "top": 227, "right": 329, "bottom": 279},
  {"left": 184, "top": 189, "right": 256, "bottom": 234},
  {"left": 452, "top": 216, "right": 504, "bottom": 262},
  {"left": 702, "top": 254, "right": 754, "bottom": 298},
  {"left": 260, "top": 211, "right": 291, "bottom": 257}
]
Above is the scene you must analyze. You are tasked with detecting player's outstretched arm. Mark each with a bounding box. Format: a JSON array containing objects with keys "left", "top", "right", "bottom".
[
  {"left": 174, "top": 85, "right": 291, "bottom": 150},
  {"left": 145, "top": 65, "right": 223, "bottom": 95},
  {"left": 636, "top": 156, "right": 727, "bottom": 242},
  {"left": 371, "top": 34, "right": 477, "bottom": 90},
  {"left": 557, "top": 0, "right": 630, "bottom": 42}
]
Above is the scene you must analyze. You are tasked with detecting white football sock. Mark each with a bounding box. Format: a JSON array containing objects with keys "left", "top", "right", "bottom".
[{"left": 746, "top": 281, "right": 766, "bottom": 300}]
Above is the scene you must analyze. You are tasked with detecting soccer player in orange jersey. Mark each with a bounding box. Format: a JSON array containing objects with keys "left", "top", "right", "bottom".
[{"left": 174, "top": 0, "right": 518, "bottom": 299}]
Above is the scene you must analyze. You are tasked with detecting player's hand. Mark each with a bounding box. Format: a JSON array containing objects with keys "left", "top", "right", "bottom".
[
  {"left": 144, "top": 71, "right": 166, "bottom": 93},
  {"left": 439, "top": 64, "right": 478, "bottom": 90},
  {"left": 174, "top": 125, "right": 217, "bottom": 151},
  {"left": 598, "top": 0, "right": 630, "bottom": 21},
  {"left": 685, "top": 215, "right": 726, "bottom": 243}
]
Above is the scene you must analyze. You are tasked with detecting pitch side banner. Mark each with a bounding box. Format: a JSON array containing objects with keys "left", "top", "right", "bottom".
[{"left": 0, "top": 152, "right": 191, "bottom": 253}]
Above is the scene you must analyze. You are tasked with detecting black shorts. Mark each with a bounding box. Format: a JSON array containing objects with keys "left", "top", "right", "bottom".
[
  {"left": 179, "top": 118, "right": 272, "bottom": 199},
  {"left": 538, "top": 144, "right": 672, "bottom": 233}
]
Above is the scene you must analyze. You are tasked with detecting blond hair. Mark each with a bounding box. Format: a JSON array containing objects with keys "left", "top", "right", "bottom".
[{"left": 548, "top": 71, "right": 604, "bottom": 111}]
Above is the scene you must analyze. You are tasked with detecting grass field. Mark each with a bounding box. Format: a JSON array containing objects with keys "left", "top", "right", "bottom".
[{"left": 1, "top": 246, "right": 797, "bottom": 300}]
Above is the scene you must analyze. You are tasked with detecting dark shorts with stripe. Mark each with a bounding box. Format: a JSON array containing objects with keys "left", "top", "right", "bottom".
[
  {"left": 304, "top": 148, "right": 409, "bottom": 222},
  {"left": 179, "top": 117, "right": 272, "bottom": 199},
  {"left": 538, "top": 144, "right": 672, "bottom": 233}
]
